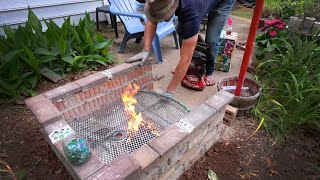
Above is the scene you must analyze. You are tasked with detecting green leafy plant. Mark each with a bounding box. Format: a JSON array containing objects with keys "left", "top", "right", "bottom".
[
  {"left": 255, "top": 19, "right": 288, "bottom": 61},
  {"left": 254, "top": 35, "right": 320, "bottom": 142},
  {"left": 262, "top": 0, "right": 286, "bottom": 18},
  {"left": 282, "top": 0, "right": 320, "bottom": 20},
  {"left": 0, "top": 9, "right": 114, "bottom": 103},
  {"left": 208, "top": 169, "right": 219, "bottom": 180}
]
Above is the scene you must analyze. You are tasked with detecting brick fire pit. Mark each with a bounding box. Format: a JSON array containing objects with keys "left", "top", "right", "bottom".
[{"left": 25, "top": 62, "right": 234, "bottom": 180}]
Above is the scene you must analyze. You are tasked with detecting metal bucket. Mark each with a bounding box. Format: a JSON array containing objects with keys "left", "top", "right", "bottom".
[{"left": 217, "top": 76, "right": 262, "bottom": 118}]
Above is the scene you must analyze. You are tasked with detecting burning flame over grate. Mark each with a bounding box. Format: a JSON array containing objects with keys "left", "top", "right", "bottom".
[{"left": 121, "top": 84, "right": 159, "bottom": 142}]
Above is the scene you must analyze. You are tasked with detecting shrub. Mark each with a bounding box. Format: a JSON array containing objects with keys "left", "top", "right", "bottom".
[
  {"left": 0, "top": 9, "right": 114, "bottom": 103},
  {"left": 254, "top": 35, "right": 320, "bottom": 141}
]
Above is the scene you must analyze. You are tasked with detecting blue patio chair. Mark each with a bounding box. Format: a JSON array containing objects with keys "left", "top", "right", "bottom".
[{"left": 108, "top": 0, "right": 179, "bottom": 63}]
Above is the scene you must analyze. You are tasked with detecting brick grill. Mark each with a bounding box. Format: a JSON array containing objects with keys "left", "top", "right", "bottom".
[{"left": 25, "top": 61, "right": 235, "bottom": 180}]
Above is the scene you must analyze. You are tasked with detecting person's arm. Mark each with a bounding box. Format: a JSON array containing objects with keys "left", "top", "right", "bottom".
[
  {"left": 143, "top": 20, "right": 157, "bottom": 51},
  {"left": 166, "top": 33, "right": 198, "bottom": 93},
  {"left": 125, "top": 20, "right": 157, "bottom": 64}
]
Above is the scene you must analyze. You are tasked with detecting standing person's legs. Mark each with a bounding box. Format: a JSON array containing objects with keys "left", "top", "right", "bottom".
[{"left": 205, "top": 0, "right": 235, "bottom": 85}]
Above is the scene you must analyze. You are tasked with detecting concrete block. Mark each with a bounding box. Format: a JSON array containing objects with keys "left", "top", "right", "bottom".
[
  {"left": 147, "top": 124, "right": 189, "bottom": 156},
  {"left": 54, "top": 141, "right": 105, "bottom": 180},
  {"left": 42, "top": 82, "right": 81, "bottom": 102},
  {"left": 225, "top": 105, "right": 238, "bottom": 120},
  {"left": 27, "top": 98, "right": 62, "bottom": 125},
  {"left": 182, "top": 104, "right": 217, "bottom": 129},
  {"left": 75, "top": 72, "right": 108, "bottom": 90},
  {"left": 205, "top": 90, "right": 235, "bottom": 111},
  {"left": 87, "top": 153, "right": 141, "bottom": 180},
  {"left": 132, "top": 144, "right": 159, "bottom": 169}
]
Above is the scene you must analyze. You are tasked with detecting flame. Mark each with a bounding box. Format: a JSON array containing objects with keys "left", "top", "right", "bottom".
[{"left": 121, "top": 84, "right": 159, "bottom": 141}]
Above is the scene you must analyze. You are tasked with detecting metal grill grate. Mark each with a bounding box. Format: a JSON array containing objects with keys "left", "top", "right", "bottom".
[{"left": 69, "top": 91, "right": 189, "bottom": 164}]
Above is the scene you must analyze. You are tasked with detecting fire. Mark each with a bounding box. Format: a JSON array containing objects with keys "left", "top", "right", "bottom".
[{"left": 121, "top": 84, "right": 159, "bottom": 141}]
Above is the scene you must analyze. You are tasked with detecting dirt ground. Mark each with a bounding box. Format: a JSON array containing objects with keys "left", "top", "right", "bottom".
[
  {"left": 1, "top": 3, "right": 320, "bottom": 180},
  {"left": 180, "top": 119, "right": 320, "bottom": 180}
]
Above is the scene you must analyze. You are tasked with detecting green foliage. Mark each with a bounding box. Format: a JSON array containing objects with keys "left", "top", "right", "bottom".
[
  {"left": 255, "top": 19, "right": 288, "bottom": 61},
  {"left": 208, "top": 170, "right": 219, "bottom": 180},
  {"left": 282, "top": 0, "right": 320, "bottom": 20},
  {"left": 262, "top": 0, "right": 286, "bottom": 18},
  {"left": 254, "top": 35, "right": 320, "bottom": 141},
  {"left": 0, "top": 9, "right": 114, "bottom": 103}
]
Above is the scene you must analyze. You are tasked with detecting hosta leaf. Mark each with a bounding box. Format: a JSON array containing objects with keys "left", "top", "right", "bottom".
[
  {"left": 58, "top": 38, "right": 67, "bottom": 56},
  {"left": 62, "top": 55, "right": 74, "bottom": 64},
  {"left": 14, "top": 26, "right": 29, "bottom": 48},
  {"left": 0, "top": 50, "right": 21, "bottom": 67},
  {"left": 40, "top": 67, "right": 63, "bottom": 83},
  {"left": 39, "top": 56, "right": 57, "bottom": 63},
  {"left": 69, "top": 25, "right": 80, "bottom": 44},
  {"left": 24, "top": 73, "right": 38, "bottom": 88},
  {"left": 3, "top": 25, "right": 15, "bottom": 39},
  {"left": 73, "top": 56, "right": 83, "bottom": 64},
  {"left": 84, "top": 29, "right": 93, "bottom": 45},
  {"left": 94, "top": 39, "right": 113, "bottom": 50},
  {"left": 34, "top": 48, "right": 54, "bottom": 56},
  {"left": 95, "top": 32, "right": 105, "bottom": 42},
  {"left": 28, "top": 8, "right": 42, "bottom": 33},
  {"left": 23, "top": 47, "right": 40, "bottom": 73},
  {"left": 94, "top": 60, "right": 106, "bottom": 66}
]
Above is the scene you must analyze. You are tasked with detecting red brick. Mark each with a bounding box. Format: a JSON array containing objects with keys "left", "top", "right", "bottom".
[
  {"left": 73, "top": 106, "right": 81, "bottom": 116},
  {"left": 84, "top": 102, "right": 91, "bottom": 113},
  {"left": 68, "top": 109, "right": 76, "bottom": 121},
  {"left": 42, "top": 82, "right": 80, "bottom": 102},
  {"left": 62, "top": 100, "right": 70, "bottom": 109},
  {"left": 78, "top": 104, "right": 86, "bottom": 114},
  {"left": 93, "top": 86, "right": 100, "bottom": 96},
  {"left": 132, "top": 145, "right": 159, "bottom": 169},
  {"left": 75, "top": 72, "right": 108, "bottom": 90},
  {"left": 87, "top": 153, "right": 141, "bottom": 180},
  {"left": 128, "top": 71, "right": 134, "bottom": 82},
  {"left": 105, "top": 80, "right": 113, "bottom": 90},
  {"left": 93, "top": 99, "right": 100, "bottom": 108},
  {"left": 27, "top": 98, "right": 62, "bottom": 125},
  {"left": 55, "top": 100, "right": 65, "bottom": 111},
  {"left": 74, "top": 93, "right": 81, "bottom": 103},
  {"left": 147, "top": 124, "right": 189, "bottom": 155},
  {"left": 97, "top": 96, "right": 103, "bottom": 106},
  {"left": 89, "top": 87, "right": 96, "bottom": 98},
  {"left": 84, "top": 90, "right": 91, "bottom": 99},
  {"left": 66, "top": 96, "right": 77, "bottom": 108},
  {"left": 79, "top": 91, "right": 86, "bottom": 101},
  {"left": 101, "top": 95, "right": 107, "bottom": 104},
  {"left": 63, "top": 112, "right": 71, "bottom": 121},
  {"left": 89, "top": 100, "right": 95, "bottom": 110},
  {"left": 98, "top": 84, "right": 106, "bottom": 93}
]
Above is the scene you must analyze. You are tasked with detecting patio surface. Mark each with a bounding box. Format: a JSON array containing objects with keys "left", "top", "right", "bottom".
[{"left": 101, "top": 15, "right": 252, "bottom": 110}]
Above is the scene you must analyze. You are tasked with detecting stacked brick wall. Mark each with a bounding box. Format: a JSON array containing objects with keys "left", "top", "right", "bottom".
[{"left": 44, "top": 63, "right": 153, "bottom": 122}]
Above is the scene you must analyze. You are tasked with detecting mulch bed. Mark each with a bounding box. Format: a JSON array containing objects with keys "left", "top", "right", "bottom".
[{"left": 180, "top": 119, "right": 320, "bottom": 180}]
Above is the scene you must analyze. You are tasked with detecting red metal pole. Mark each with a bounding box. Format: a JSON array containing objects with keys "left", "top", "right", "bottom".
[{"left": 234, "top": 0, "right": 265, "bottom": 96}]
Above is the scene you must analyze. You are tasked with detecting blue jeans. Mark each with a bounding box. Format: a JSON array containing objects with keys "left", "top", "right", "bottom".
[{"left": 205, "top": 0, "right": 235, "bottom": 75}]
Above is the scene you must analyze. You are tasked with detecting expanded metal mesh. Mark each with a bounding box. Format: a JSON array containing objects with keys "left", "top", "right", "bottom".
[{"left": 69, "top": 91, "right": 189, "bottom": 164}]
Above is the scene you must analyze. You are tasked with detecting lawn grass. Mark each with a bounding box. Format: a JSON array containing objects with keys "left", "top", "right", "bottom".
[{"left": 231, "top": 5, "right": 253, "bottom": 19}]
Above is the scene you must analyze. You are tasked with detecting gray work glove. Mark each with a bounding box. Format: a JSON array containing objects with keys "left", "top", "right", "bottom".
[
  {"left": 125, "top": 50, "right": 149, "bottom": 65},
  {"left": 161, "top": 90, "right": 174, "bottom": 98}
]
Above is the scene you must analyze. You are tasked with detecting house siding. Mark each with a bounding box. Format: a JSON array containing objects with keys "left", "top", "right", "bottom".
[{"left": 0, "top": 0, "right": 110, "bottom": 35}]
